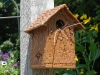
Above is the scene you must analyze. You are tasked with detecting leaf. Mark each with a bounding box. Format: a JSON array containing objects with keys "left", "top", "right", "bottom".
[
  {"left": 94, "top": 49, "right": 100, "bottom": 60},
  {"left": 86, "top": 70, "right": 96, "bottom": 75},
  {"left": 89, "top": 43, "right": 97, "bottom": 52},
  {"left": 63, "top": 73, "right": 73, "bottom": 75},
  {"left": 90, "top": 51, "right": 96, "bottom": 61},
  {"left": 96, "top": 10, "right": 100, "bottom": 14},
  {"left": 76, "top": 64, "right": 88, "bottom": 68},
  {"left": 76, "top": 45, "right": 85, "bottom": 52},
  {"left": 83, "top": 53, "right": 89, "bottom": 64}
]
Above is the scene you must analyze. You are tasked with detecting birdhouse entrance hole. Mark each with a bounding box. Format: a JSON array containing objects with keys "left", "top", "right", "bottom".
[{"left": 56, "top": 20, "right": 64, "bottom": 29}]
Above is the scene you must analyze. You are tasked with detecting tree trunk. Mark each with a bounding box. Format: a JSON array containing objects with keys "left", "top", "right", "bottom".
[{"left": 20, "top": 0, "right": 55, "bottom": 75}]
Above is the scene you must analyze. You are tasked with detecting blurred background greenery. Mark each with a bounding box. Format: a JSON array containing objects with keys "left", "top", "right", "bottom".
[{"left": 0, "top": 0, "right": 20, "bottom": 75}]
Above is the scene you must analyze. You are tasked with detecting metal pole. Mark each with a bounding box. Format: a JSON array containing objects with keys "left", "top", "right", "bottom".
[{"left": 0, "top": 16, "right": 20, "bottom": 19}]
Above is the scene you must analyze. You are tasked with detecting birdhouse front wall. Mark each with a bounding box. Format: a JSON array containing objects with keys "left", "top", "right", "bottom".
[
  {"left": 53, "top": 28, "right": 75, "bottom": 68},
  {"left": 30, "top": 9, "right": 76, "bottom": 68}
]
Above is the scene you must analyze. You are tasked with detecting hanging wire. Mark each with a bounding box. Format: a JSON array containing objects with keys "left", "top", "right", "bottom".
[
  {"left": 54, "top": 22, "right": 83, "bottom": 45},
  {"left": 66, "top": 22, "right": 83, "bottom": 28}
]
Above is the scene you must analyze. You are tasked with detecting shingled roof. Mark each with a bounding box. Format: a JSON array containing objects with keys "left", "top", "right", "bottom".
[{"left": 24, "top": 4, "right": 84, "bottom": 33}]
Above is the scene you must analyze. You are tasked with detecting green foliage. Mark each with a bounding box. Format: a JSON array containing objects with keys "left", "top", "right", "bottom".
[
  {"left": 0, "top": 0, "right": 20, "bottom": 74},
  {"left": 0, "top": 38, "right": 19, "bottom": 52},
  {"left": 0, "top": 39, "right": 20, "bottom": 75},
  {"left": 0, "top": 50, "right": 20, "bottom": 75},
  {"left": 0, "top": 0, "right": 20, "bottom": 44},
  {"left": 0, "top": 39, "right": 13, "bottom": 52},
  {"left": 55, "top": 0, "right": 100, "bottom": 16},
  {"left": 75, "top": 30, "right": 99, "bottom": 74}
]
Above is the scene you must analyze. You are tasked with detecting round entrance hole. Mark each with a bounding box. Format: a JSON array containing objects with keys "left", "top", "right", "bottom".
[{"left": 56, "top": 20, "right": 64, "bottom": 29}]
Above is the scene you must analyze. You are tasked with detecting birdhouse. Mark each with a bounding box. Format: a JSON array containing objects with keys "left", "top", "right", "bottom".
[{"left": 24, "top": 4, "right": 84, "bottom": 69}]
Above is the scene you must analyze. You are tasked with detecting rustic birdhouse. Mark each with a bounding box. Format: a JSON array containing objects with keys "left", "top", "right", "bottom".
[{"left": 24, "top": 4, "right": 84, "bottom": 69}]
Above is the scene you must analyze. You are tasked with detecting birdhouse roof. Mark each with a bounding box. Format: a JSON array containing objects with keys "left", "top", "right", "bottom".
[{"left": 24, "top": 4, "right": 84, "bottom": 33}]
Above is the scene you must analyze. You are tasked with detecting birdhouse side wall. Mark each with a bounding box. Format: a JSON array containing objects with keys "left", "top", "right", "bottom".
[{"left": 30, "top": 26, "right": 53, "bottom": 68}]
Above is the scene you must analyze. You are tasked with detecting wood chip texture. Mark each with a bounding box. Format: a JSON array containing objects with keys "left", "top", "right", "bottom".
[{"left": 24, "top": 4, "right": 84, "bottom": 68}]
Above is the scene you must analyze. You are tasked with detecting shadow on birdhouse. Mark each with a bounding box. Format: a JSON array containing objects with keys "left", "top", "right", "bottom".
[{"left": 24, "top": 4, "right": 85, "bottom": 69}]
